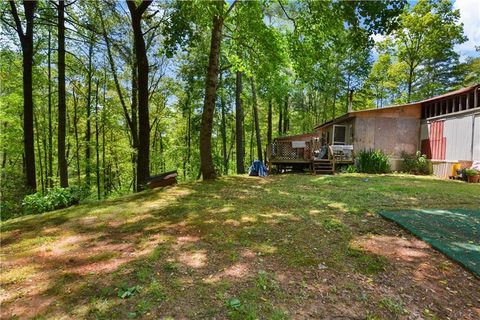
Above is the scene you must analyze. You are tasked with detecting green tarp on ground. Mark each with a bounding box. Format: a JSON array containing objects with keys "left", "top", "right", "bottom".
[{"left": 380, "top": 209, "right": 480, "bottom": 277}]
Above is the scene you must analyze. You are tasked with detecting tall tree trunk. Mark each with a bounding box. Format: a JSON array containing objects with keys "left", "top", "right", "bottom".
[
  {"left": 58, "top": 0, "right": 68, "bottom": 187},
  {"left": 9, "top": 1, "right": 37, "bottom": 192},
  {"left": 102, "top": 67, "right": 107, "bottom": 197},
  {"left": 130, "top": 57, "right": 139, "bottom": 191},
  {"left": 283, "top": 96, "right": 289, "bottom": 134},
  {"left": 235, "top": 71, "right": 245, "bottom": 174},
  {"left": 127, "top": 0, "right": 151, "bottom": 190},
  {"left": 1, "top": 123, "right": 7, "bottom": 169},
  {"left": 220, "top": 73, "right": 228, "bottom": 175},
  {"left": 72, "top": 87, "right": 81, "bottom": 184},
  {"left": 34, "top": 115, "right": 44, "bottom": 193},
  {"left": 200, "top": 2, "right": 225, "bottom": 180},
  {"left": 278, "top": 99, "right": 283, "bottom": 136},
  {"left": 251, "top": 79, "right": 262, "bottom": 162},
  {"left": 85, "top": 33, "right": 94, "bottom": 188},
  {"left": 186, "top": 102, "right": 192, "bottom": 179},
  {"left": 267, "top": 98, "right": 272, "bottom": 146},
  {"left": 407, "top": 62, "right": 415, "bottom": 103},
  {"left": 94, "top": 80, "right": 101, "bottom": 200},
  {"left": 47, "top": 27, "right": 53, "bottom": 188}
]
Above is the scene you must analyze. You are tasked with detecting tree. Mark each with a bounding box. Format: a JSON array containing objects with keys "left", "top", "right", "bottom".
[
  {"left": 393, "top": 0, "right": 466, "bottom": 102},
  {"left": 57, "top": 0, "right": 68, "bottom": 187},
  {"left": 250, "top": 78, "right": 262, "bottom": 161},
  {"left": 8, "top": 1, "right": 37, "bottom": 191},
  {"left": 235, "top": 70, "right": 244, "bottom": 174},
  {"left": 199, "top": 0, "right": 237, "bottom": 180},
  {"left": 126, "top": 0, "right": 152, "bottom": 190}
]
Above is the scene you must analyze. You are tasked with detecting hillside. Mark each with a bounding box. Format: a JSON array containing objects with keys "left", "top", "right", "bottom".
[{"left": 1, "top": 174, "right": 479, "bottom": 319}]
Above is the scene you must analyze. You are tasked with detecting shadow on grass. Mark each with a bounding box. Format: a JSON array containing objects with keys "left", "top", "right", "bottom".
[{"left": 1, "top": 174, "right": 479, "bottom": 319}]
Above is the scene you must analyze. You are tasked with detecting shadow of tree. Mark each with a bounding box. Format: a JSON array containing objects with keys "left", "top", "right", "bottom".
[{"left": 1, "top": 174, "right": 479, "bottom": 319}]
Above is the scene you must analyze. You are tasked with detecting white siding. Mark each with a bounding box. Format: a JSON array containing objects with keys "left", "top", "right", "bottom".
[
  {"left": 474, "top": 115, "right": 480, "bottom": 161},
  {"left": 444, "top": 115, "right": 473, "bottom": 161}
]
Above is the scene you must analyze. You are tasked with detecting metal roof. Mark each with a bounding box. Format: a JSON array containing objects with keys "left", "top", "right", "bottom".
[{"left": 314, "top": 84, "right": 479, "bottom": 130}]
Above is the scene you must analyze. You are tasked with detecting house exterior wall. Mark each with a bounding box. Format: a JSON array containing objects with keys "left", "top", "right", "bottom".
[
  {"left": 420, "top": 109, "right": 479, "bottom": 177},
  {"left": 421, "top": 109, "right": 480, "bottom": 162},
  {"left": 353, "top": 116, "right": 420, "bottom": 170},
  {"left": 316, "top": 119, "right": 354, "bottom": 145},
  {"left": 474, "top": 114, "right": 480, "bottom": 160}
]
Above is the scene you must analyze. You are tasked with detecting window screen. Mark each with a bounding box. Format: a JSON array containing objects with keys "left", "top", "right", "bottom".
[{"left": 333, "top": 125, "right": 346, "bottom": 145}]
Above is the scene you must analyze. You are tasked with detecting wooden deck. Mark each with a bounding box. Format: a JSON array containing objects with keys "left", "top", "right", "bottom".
[{"left": 267, "top": 141, "right": 354, "bottom": 174}]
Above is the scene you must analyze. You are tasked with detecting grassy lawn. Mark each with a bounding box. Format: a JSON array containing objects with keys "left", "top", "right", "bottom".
[{"left": 1, "top": 174, "right": 479, "bottom": 319}]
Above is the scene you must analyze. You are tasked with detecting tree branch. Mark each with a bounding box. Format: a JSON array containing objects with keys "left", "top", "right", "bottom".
[
  {"left": 225, "top": 0, "right": 238, "bottom": 17},
  {"left": 278, "top": 0, "right": 297, "bottom": 31},
  {"left": 8, "top": 1, "right": 24, "bottom": 40}
]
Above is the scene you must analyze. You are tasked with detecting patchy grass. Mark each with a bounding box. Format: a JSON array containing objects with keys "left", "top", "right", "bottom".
[{"left": 1, "top": 174, "right": 479, "bottom": 319}]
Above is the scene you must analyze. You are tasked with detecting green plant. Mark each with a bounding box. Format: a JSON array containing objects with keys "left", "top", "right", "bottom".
[
  {"left": 356, "top": 149, "right": 391, "bottom": 174},
  {"left": 379, "top": 297, "right": 405, "bottom": 317},
  {"left": 345, "top": 165, "right": 357, "bottom": 173},
  {"left": 464, "top": 168, "right": 479, "bottom": 176},
  {"left": 22, "top": 186, "right": 88, "bottom": 215},
  {"left": 401, "top": 151, "right": 430, "bottom": 175},
  {"left": 118, "top": 285, "right": 141, "bottom": 299}
]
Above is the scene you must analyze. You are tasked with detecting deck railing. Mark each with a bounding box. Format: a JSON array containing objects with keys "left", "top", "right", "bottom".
[
  {"left": 267, "top": 141, "right": 354, "bottom": 163},
  {"left": 267, "top": 140, "right": 321, "bottom": 161}
]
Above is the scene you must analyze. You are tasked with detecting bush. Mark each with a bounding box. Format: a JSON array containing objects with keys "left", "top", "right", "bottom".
[
  {"left": 401, "top": 151, "right": 430, "bottom": 175},
  {"left": 464, "top": 168, "right": 479, "bottom": 176},
  {"left": 22, "top": 186, "right": 87, "bottom": 215},
  {"left": 356, "top": 149, "right": 391, "bottom": 174}
]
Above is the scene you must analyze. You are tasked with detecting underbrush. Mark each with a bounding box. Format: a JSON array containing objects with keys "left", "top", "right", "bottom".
[
  {"left": 21, "top": 186, "right": 88, "bottom": 215},
  {"left": 401, "top": 151, "right": 430, "bottom": 175}
]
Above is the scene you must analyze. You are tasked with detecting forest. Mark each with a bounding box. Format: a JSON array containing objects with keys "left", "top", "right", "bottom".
[{"left": 1, "top": 0, "right": 479, "bottom": 217}]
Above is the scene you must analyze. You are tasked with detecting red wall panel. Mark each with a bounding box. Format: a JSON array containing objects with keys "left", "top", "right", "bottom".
[{"left": 421, "top": 121, "right": 446, "bottom": 160}]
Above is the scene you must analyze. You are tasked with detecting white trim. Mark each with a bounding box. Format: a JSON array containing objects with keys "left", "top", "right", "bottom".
[
  {"left": 426, "top": 107, "right": 479, "bottom": 121},
  {"left": 332, "top": 125, "right": 347, "bottom": 145}
]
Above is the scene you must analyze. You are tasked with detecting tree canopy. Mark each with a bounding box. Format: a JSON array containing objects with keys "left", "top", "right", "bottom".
[{"left": 0, "top": 0, "right": 475, "bottom": 217}]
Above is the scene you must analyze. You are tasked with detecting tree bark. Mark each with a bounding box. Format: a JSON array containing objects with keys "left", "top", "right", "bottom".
[
  {"left": 283, "top": 96, "right": 289, "bottom": 134},
  {"left": 251, "top": 79, "right": 262, "bottom": 162},
  {"left": 200, "top": 2, "right": 224, "bottom": 180},
  {"left": 94, "top": 80, "right": 101, "bottom": 200},
  {"left": 267, "top": 98, "right": 272, "bottom": 146},
  {"left": 278, "top": 98, "right": 283, "bottom": 136},
  {"left": 72, "top": 87, "right": 81, "bottom": 184},
  {"left": 235, "top": 71, "right": 245, "bottom": 174},
  {"left": 9, "top": 1, "right": 37, "bottom": 192},
  {"left": 128, "top": 55, "right": 139, "bottom": 190},
  {"left": 85, "top": 32, "right": 94, "bottom": 188},
  {"left": 407, "top": 62, "right": 414, "bottom": 103},
  {"left": 58, "top": 0, "right": 68, "bottom": 187},
  {"left": 47, "top": 27, "right": 53, "bottom": 188},
  {"left": 34, "top": 115, "right": 44, "bottom": 193},
  {"left": 127, "top": 0, "right": 151, "bottom": 190},
  {"left": 220, "top": 73, "right": 228, "bottom": 175}
]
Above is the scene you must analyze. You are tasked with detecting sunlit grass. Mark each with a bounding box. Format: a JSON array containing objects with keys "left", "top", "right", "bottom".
[{"left": 1, "top": 174, "right": 479, "bottom": 319}]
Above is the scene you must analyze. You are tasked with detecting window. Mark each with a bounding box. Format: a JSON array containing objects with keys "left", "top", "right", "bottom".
[{"left": 333, "top": 125, "right": 346, "bottom": 145}]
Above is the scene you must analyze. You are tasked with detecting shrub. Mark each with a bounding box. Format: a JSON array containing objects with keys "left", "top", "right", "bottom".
[
  {"left": 401, "top": 151, "right": 430, "bottom": 175},
  {"left": 356, "top": 149, "right": 391, "bottom": 174},
  {"left": 464, "top": 168, "right": 479, "bottom": 176},
  {"left": 22, "top": 186, "right": 87, "bottom": 215}
]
